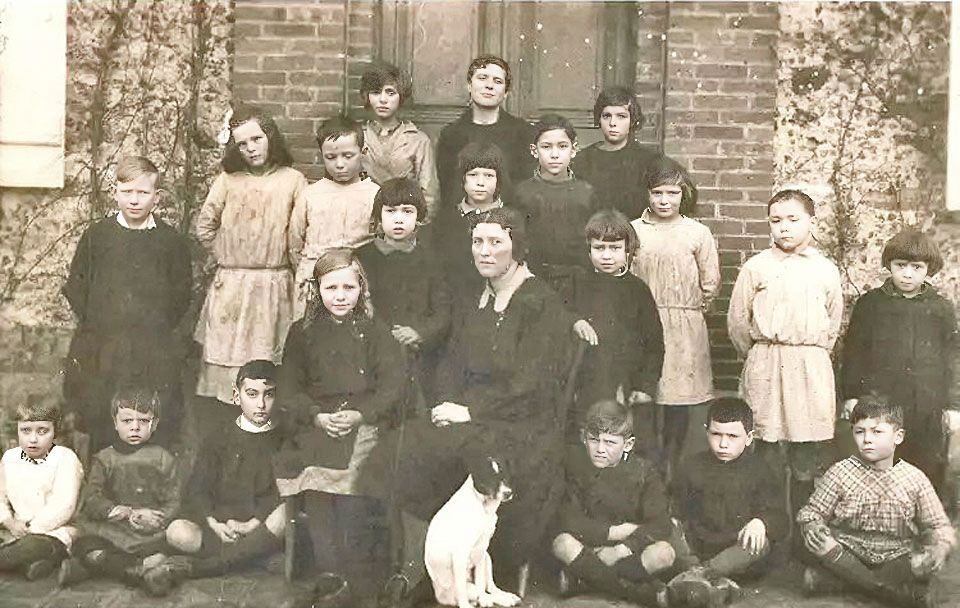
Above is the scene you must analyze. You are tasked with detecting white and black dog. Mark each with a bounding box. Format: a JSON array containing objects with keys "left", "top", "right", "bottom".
[{"left": 424, "top": 455, "right": 521, "bottom": 608}]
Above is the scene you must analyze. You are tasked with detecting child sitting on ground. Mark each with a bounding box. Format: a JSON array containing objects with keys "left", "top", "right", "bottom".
[
  {"left": 0, "top": 402, "right": 84, "bottom": 580},
  {"left": 59, "top": 388, "right": 179, "bottom": 592},
  {"left": 551, "top": 399, "right": 675, "bottom": 607},
  {"left": 797, "top": 395, "right": 955, "bottom": 607},
  {"left": 670, "top": 398, "right": 787, "bottom": 600}
]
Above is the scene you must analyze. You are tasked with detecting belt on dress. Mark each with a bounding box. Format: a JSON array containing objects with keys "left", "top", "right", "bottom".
[{"left": 218, "top": 265, "right": 290, "bottom": 271}]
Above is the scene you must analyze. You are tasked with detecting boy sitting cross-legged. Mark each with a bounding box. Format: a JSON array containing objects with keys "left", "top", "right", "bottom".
[
  {"left": 798, "top": 395, "right": 955, "bottom": 607},
  {"left": 59, "top": 387, "right": 179, "bottom": 591},
  {"left": 551, "top": 399, "right": 675, "bottom": 607}
]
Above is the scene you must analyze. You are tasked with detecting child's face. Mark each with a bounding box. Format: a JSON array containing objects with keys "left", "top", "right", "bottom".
[
  {"left": 113, "top": 407, "right": 155, "bottom": 445},
  {"left": 472, "top": 222, "right": 514, "bottom": 279},
  {"left": 233, "top": 378, "right": 276, "bottom": 427},
  {"left": 706, "top": 419, "right": 752, "bottom": 462},
  {"left": 467, "top": 63, "right": 507, "bottom": 109},
  {"left": 852, "top": 417, "right": 903, "bottom": 467},
  {"left": 463, "top": 167, "right": 498, "bottom": 207},
  {"left": 649, "top": 183, "right": 683, "bottom": 220},
  {"left": 319, "top": 266, "right": 362, "bottom": 317},
  {"left": 232, "top": 119, "right": 270, "bottom": 168},
  {"left": 584, "top": 431, "right": 635, "bottom": 468},
  {"left": 768, "top": 198, "right": 815, "bottom": 252},
  {"left": 368, "top": 85, "right": 401, "bottom": 122},
  {"left": 599, "top": 104, "right": 632, "bottom": 147},
  {"left": 321, "top": 134, "right": 362, "bottom": 185},
  {"left": 889, "top": 259, "right": 929, "bottom": 297},
  {"left": 381, "top": 204, "right": 418, "bottom": 243},
  {"left": 589, "top": 238, "right": 628, "bottom": 274},
  {"left": 530, "top": 128, "right": 576, "bottom": 179},
  {"left": 17, "top": 421, "right": 55, "bottom": 459},
  {"left": 115, "top": 174, "right": 159, "bottom": 227}
]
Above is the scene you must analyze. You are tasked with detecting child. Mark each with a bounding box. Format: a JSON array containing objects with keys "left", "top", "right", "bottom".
[
  {"left": 574, "top": 86, "right": 666, "bottom": 218},
  {"left": 63, "top": 155, "right": 192, "bottom": 453},
  {"left": 569, "top": 210, "right": 664, "bottom": 447},
  {"left": 289, "top": 115, "right": 381, "bottom": 319},
  {"left": 671, "top": 398, "right": 787, "bottom": 587},
  {"left": 552, "top": 400, "right": 675, "bottom": 607},
  {"left": 727, "top": 189, "right": 842, "bottom": 507},
  {"left": 0, "top": 402, "right": 84, "bottom": 580},
  {"left": 514, "top": 113, "right": 599, "bottom": 301},
  {"left": 150, "top": 360, "right": 286, "bottom": 594},
  {"left": 360, "top": 62, "right": 439, "bottom": 223},
  {"left": 59, "top": 388, "right": 179, "bottom": 591},
  {"left": 797, "top": 396, "right": 955, "bottom": 607},
  {"left": 274, "top": 249, "right": 404, "bottom": 576},
  {"left": 194, "top": 105, "right": 307, "bottom": 423},
  {"left": 631, "top": 159, "right": 719, "bottom": 479},
  {"left": 842, "top": 229, "right": 957, "bottom": 493}
]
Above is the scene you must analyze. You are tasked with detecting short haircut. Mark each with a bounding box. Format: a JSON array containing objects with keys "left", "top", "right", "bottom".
[
  {"left": 222, "top": 104, "right": 294, "bottom": 173},
  {"left": 593, "top": 86, "right": 643, "bottom": 132},
  {"left": 236, "top": 359, "right": 279, "bottom": 389},
  {"left": 115, "top": 156, "right": 160, "bottom": 188},
  {"left": 458, "top": 142, "right": 507, "bottom": 201},
  {"left": 473, "top": 207, "right": 528, "bottom": 264},
  {"left": 881, "top": 229, "right": 943, "bottom": 275},
  {"left": 850, "top": 393, "right": 904, "bottom": 429},
  {"left": 304, "top": 248, "right": 374, "bottom": 325},
  {"left": 707, "top": 397, "right": 754, "bottom": 434},
  {"left": 372, "top": 178, "right": 426, "bottom": 231},
  {"left": 110, "top": 387, "right": 161, "bottom": 419},
  {"left": 645, "top": 158, "right": 699, "bottom": 217},
  {"left": 533, "top": 113, "right": 577, "bottom": 145},
  {"left": 316, "top": 114, "right": 365, "bottom": 150},
  {"left": 360, "top": 61, "right": 413, "bottom": 107},
  {"left": 585, "top": 209, "right": 638, "bottom": 253},
  {"left": 467, "top": 54, "right": 512, "bottom": 92},
  {"left": 14, "top": 401, "right": 62, "bottom": 433},
  {"left": 767, "top": 189, "right": 815, "bottom": 215},
  {"left": 583, "top": 399, "right": 633, "bottom": 437}
]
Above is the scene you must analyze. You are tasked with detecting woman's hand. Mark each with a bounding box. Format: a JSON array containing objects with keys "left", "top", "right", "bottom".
[
  {"left": 316, "top": 410, "right": 362, "bottom": 437},
  {"left": 573, "top": 319, "right": 599, "bottom": 346},
  {"left": 392, "top": 325, "right": 423, "bottom": 348},
  {"left": 431, "top": 402, "right": 471, "bottom": 427}
]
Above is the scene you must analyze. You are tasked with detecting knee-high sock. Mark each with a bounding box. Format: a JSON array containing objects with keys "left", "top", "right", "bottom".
[
  {"left": 568, "top": 550, "right": 626, "bottom": 595},
  {"left": 706, "top": 544, "right": 767, "bottom": 577},
  {"left": 0, "top": 534, "right": 66, "bottom": 572},
  {"left": 191, "top": 524, "right": 281, "bottom": 578}
]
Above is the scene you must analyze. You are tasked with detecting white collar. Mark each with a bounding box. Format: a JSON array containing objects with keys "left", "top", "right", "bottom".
[
  {"left": 115, "top": 212, "right": 157, "bottom": 230},
  {"left": 478, "top": 263, "right": 534, "bottom": 313},
  {"left": 236, "top": 415, "right": 274, "bottom": 433},
  {"left": 458, "top": 198, "right": 503, "bottom": 217}
]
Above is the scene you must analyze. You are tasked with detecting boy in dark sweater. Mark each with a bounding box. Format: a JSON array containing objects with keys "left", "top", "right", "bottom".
[
  {"left": 569, "top": 210, "right": 664, "bottom": 448},
  {"left": 670, "top": 398, "right": 786, "bottom": 602},
  {"left": 147, "top": 360, "right": 285, "bottom": 594},
  {"left": 62, "top": 156, "right": 192, "bottom": 453},
  {"left": 552, "top": 400, "right": 674, "bottom": 607}
]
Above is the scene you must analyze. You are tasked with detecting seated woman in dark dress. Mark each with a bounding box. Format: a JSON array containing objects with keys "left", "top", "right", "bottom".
[{"left": 365, "top": 207, "right": 577, "bottom": 605}]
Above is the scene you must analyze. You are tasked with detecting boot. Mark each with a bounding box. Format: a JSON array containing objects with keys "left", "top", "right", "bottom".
[
  {"left": 613, "top": 552, "right": 653, "bottom": 582},
  {"left": 314, "top": 572, "right": 350, "bottom": 608},
  {"left": 622, "top": 578, "right": 670, "bottom": 608},
  {"left": 667, "top": 566, "right": 728, "bottom": 608},
  {"left": 57, "top": 557, "right": 91, "bottom": 588},
  {"left": 141, "top": 555, "right": 194, "bottom": 597},
  {"left": 24, "top": 560, "right": 57, "bottom": 581},
  {"left": 567, "top": 550, "right": 628, "bottom": 596}
]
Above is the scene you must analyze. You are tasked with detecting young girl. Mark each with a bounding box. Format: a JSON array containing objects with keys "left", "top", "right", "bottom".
[
  {"left": 194, "top": 105, "right": 307, "bottom": 419},
  {"left": 631, "top": 159, "right": 719, "bottom": 478},
  {"left": 275, "top": 249, "right": 404, "bottom": 576},
  {"left": 0, "top": 402, "right": 84, "bottom": 580},
  {"left": 727, "top": 190, "right": 842, "bottom": 507},
  {"left": 360, "top": 62, "right": 439, "bottom": 223}
]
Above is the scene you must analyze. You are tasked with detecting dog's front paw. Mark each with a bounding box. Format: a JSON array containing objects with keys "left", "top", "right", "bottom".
[{"left": 489, "top": 590, "right": 521, "bottom": 607}]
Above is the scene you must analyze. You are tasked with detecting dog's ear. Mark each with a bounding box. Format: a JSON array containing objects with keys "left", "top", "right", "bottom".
[{"left": 470, "top": 455, "right": 508, "bottom": 497}]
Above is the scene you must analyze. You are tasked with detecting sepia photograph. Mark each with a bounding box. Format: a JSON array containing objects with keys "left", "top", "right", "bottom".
[{"left": 0, "top": 1, "right": 959, "bottom": 607}]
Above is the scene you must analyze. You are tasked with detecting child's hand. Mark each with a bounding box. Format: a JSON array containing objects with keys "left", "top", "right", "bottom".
[
  {"left": 608, "top": 522, "right": 639, "bottom": 542},
  {"left": 431, "top": 402, "right": 471, "bottom": 426},
  {"left": 628, "top": 391, "right": 653, "bottom": 405},
  {"left": 841, "top": 399, "right": 859, "bottom": 420},
  {"left": 2, "top": 518, "right": 28, "bottom": 538},
  {"left": 130, "top": 508, "right": 166, "bottom": 531},
  {"left": 801, "top": 522, "right": 834, "bottom": 556},
  {"left": 236, "top": 518, "right": 261, "bottom": 536},
  {"left": 315, "top": 412, "right": 338, "bottom": 437},
  {"left": 330, "top": 410, "right": 363, "bottom": 435},
  {"left": 392, "top": 325, "right": 423, "bottom": 348},
  {"left": 108, "top": 505, "right": 133, "bottom": 522},
  {"left": 701, "top": 299, "right": 713, "bottom": 314},
  {"left": 208, "top": 518, "right": 238, "bottom": 543},
  {"left": 594, "top": 544, "right": 630, "bottom": 566},
  {"left": 573, "top": 320, "right": 599, "bottom": 346},
  {"left": 737, "top": 518, "right": 768, "bottom": 555},
  {"left": 911, "top": 546, "right": 949, "bottom": 576}
]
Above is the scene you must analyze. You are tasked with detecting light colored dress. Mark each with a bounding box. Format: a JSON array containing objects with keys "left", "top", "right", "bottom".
[
  {"left": 287, "top": 177, "right": 380, "bottom": 319},
  {"left": 194, "top": 166, "right": 307, "bottom": 403},
  {"left": 727, "top": 246, "right": 843, "bottom": 443},
  {"left": 631, "top": 211, "right": 719, "bottom": 405},
  {"left": 361, "top": 120, "right": 439, "bottom": 222}
]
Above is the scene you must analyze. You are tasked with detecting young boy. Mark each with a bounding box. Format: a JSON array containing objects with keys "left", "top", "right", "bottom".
[
  {"left": 63, "top": 155, "right": 192, "bottom": 453},
  {"left": 552, "top": 400, "right": 675, "bottom": 607},
  {"left": 59, "top": 388, "right": 179, "bottom": 590},
  {"left": 568, "top": 210, "right": 663, "bottom": 446},
  {"left": 514, "top": 113, "right": 599, "bottom": 301},
  {"left": 842, "top": 229, "right": 957, "bottom": 493},
  {"left": 574, "top": 86, "right": 667, "bottom": 218},
  {"left": 0, "top": 402, "right": 84, "bottom": 580},
  {"left": 671, "top": 398, "right": 787, "bottom": 590},
  {"left": 797, "top": 396, "right": 955, "bottom": 607},
  {"left": 288, "top": 115, "right": 381, "bottom": 319},
  {"left": 148, "top": 360, "right": 286, "bottom": 594}
]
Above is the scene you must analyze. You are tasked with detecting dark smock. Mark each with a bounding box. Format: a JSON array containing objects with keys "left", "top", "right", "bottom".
[{"left": 573, "top": 140, "right": 666, "bottom": 219}]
